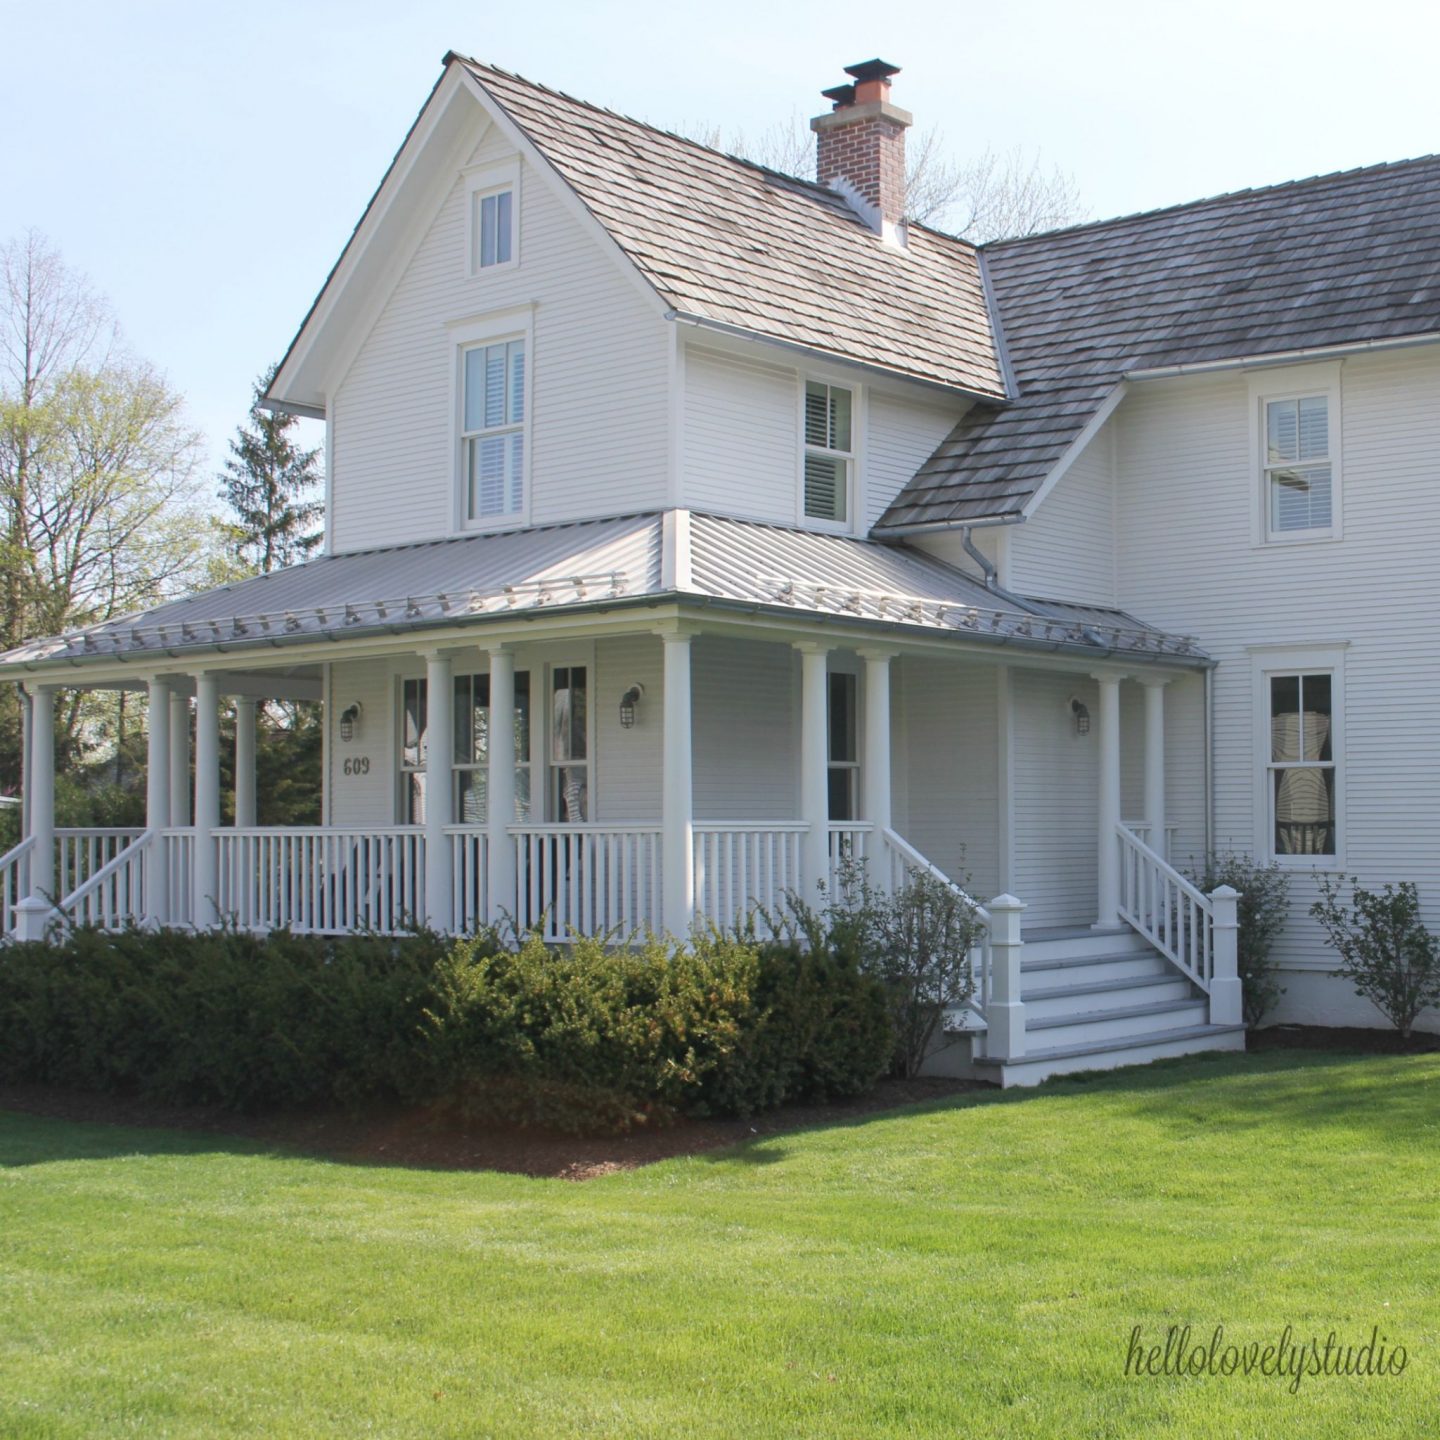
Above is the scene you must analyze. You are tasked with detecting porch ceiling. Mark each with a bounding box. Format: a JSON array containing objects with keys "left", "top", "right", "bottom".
[{"left": 0, "top": 510, "right": 1208, "bottom": 678}]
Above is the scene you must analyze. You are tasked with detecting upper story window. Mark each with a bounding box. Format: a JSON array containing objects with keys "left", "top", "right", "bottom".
[
  {"left": 1264, "top": 395, "right": 1332, "bottom": 536},
  {"left": 465, "top": 166, "right": 519, "bottom": 276},
  {"left": 462, "top": 338, "right": 526, "bottom": 522},
  {"left": 803, "top": 380, "right": 853, "bottom": 525}
]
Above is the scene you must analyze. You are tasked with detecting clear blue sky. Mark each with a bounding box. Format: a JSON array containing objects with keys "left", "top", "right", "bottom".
[{"left": 5, "top": 0, "right": 1437, "bottom": 481}]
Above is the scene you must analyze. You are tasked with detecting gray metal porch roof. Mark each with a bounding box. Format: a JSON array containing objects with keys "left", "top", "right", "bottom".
[{"left": 0, "top": 512, "right": 1206, "bottom": 675}]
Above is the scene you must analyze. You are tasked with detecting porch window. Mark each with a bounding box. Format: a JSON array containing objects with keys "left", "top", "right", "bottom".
[
  {"left": 828, "top": 671, "right": 858, "bottom": 821},
  {"left": 803, "top": 380, "right": 852, "bottom": 525},
  {"left": 401, "top": 670, "right": 532, "bottom": 824},
  {"left": 549, "top": 665, "right": 588, "bottom": 822},
  {"left": 462, "top": 338, "right": 526, "bottom": 522},
  {"left": 1268, "top": 672, "right": 1336, "bottom": 857}
]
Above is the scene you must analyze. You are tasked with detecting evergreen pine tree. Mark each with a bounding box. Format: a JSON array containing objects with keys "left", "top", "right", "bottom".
[{"left": 218, "top": 363, "right": 322, "bottom": 574}]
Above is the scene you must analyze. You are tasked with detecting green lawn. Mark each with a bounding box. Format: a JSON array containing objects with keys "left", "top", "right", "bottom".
[{"left": 1, "top": 1050, "right": 1436, "bottom": 1438}]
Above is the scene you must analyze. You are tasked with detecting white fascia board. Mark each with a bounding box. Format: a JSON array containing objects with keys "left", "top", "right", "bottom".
[
  {"left": 267, "top": 65, "right": 477, "bottom": 414},
  {"left": 1019, "top": 382, "right": 1129, "bottom": 521},
  {"left": 456, "top": 68, "right": 672, "bottom": 323}
]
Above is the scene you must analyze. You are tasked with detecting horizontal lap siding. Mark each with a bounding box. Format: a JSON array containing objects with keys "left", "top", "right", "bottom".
[
  {"left": 893, "top": 658, "right": 1000, "bottom": 898},
  {"left": 691, "top": 636, "right": 798, "bottom": 820},
  {"left": 1012, "top": 668, "right": 1098, "bottom": 927},
  {"left": 327, "top": 657, "right": 403, "bottom": 825},
  {"left": 1117, "top": 348, "right": 1440, "bottom": 1016},
  {"left": 331, "top": 126, "right": 669, "bottom": 553},
  {"left": 1008, "top": 419, "right": 1117, "bottom": 605},
  {"left": 683, "top": 346, "right": 798, "bottom": 524},
  {"left": 595, "top": 635, "right": 663, "bottom": 822},
  {"left": 866, "top": 393, "right": 968, "bottom": 530}
]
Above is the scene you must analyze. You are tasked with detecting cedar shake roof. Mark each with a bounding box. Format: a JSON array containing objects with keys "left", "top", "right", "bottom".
[
  {"left": 875, "top": 154, "right": 1440, "bottom": 531},
  {"left": 456, "top": 58, "right": 1007, "bottom": 399}
]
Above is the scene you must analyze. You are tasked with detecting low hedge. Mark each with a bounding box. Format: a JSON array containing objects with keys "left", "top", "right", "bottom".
[{"left": 0, "top": 925, "right": 891, "bottom": 1132}]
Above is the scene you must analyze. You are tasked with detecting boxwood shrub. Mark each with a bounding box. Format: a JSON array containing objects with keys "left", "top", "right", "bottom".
[{"left": 0, "top": 924, "right": 892, "bottom": 1132}]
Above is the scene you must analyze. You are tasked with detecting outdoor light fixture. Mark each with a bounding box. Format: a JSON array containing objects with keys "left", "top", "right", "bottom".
[
  {"left": 1070, "top": 698, "right": 1091, "bottom": 736},
  {"left": 339, "top": 703, "right": 363, "bottom": 742},
  {"left": 619, "top": 683, "right": 644, "bottom": 729}
]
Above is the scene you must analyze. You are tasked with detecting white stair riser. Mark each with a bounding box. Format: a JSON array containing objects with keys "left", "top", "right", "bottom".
[
  {"left": 1026, "top": 1002, "right": 1210, "bottom": 1049},
  {"left": 995, "top": 1030, "right": 1246, "bottom": 1087},
  {"left": 1021, "top": 932, "right": 1152, "bottom": 963},
  {"left": 1021, "top": 977, "right": 1193, "bottom": 1019},
  {"left": 1022, "top": 954, "right": 1172, "bottom": 986}
]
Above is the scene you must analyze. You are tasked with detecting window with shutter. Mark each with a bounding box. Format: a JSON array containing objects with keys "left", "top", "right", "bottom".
[
  {"left": 461, "top": 338, "right": 526, "bottom": 522},
  {"left": 1264, "top": 395, "right": 1332, "bottom": 536},
  {"left": 802, "top": 380, "right": 853, "bottom": 525}
]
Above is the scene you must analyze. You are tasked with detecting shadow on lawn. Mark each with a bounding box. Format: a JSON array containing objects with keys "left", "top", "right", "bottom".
[{"left": 3, "top": 1048, "right": 1434, "bottom": 1177}]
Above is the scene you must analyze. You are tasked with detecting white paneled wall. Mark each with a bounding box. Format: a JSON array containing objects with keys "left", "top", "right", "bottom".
[
  {"left": 595, "top": 634, "right": 664, "bottom": 822},
  {"left": 330, "top": 126, "right": 670, "bottom": 552},
  {"left": 866, "top": 392, "right": 967, "bottom": 529}
]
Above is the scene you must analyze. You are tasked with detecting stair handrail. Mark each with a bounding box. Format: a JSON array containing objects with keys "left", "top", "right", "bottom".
[
  {"left": 0, "top": 835, "right": 36, "bottom": 936},
  {"left": 1115, "top": 822, "right": 1213, "bottom": 991},
  {"left": 51, "top": 829, "right": 155, "bottom": 935},
  {"left": 880, "top": 826, "right": 992, "bottom": 1019}
]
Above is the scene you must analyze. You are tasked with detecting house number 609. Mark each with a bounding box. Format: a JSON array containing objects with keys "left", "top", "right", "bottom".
[{"left": 342, "top": 757, "right": 371, "bottom": 777}]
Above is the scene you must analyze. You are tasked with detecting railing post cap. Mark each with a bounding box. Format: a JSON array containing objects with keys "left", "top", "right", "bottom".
[
  {"left": 14, "top": 896, "right": 52, "bottom": 913},
  {"left": 987, "top": 893, "right": 1026, "bottom": 912},
  {"left": 1210, "top": 884, "right": 1240, "bottom": 900}
]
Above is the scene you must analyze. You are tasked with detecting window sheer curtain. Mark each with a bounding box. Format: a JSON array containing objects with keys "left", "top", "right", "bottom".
[{"left": 1272, "top": 709, "right": 1333, "bottom": 854}]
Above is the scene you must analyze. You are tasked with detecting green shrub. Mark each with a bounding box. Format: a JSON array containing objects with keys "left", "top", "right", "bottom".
[
  {"left": 1186, "top": 851, "right": 1290, "bottom": 1027},
  {"left": 1310, "top": 876, "right": 1440, "bottom": 1039},
  {"left": 0, "top": 923, "right": 894, "bottom": 1132}
]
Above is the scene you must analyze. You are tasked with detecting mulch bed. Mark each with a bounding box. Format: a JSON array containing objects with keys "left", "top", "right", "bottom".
[
  {"left": 0, "top": 1076, "right": 984, "bottom": 1182},
  {"left": 1248, "top": 1023, "right": 1440, "bottom": 1055}
]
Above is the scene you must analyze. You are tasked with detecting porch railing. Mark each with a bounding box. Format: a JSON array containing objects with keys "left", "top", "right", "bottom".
[
  {"left": 54, "top": 829, "right": 153, "bottom": 932},
  {"left": 511, "top": 824, "right": 661, "bottom": 942},
  {"left": 214, "top": 827, "right": 425, "bottom": 934},
  {"left": 880, "top": 827, "right": 994, "bottom": 1022},
  {"left": 163, "top": 828, "right": 195, "bottom": 925},
  {"left": 57, "top": 828, "right": 144, "bottom": 900},
  {"left": 1116, "top": 823, "right": 1213, "bottom": 992},
  {"left": 0, "top": 836, "right": 34, "bottom": 935},
  {"left": 827, "top": 822, "right": 874, "bottom": 894},
  {"left": 448, "top": 827, "right": 489, "bottom": 933},
  {"left": 693, "top": 823, "right": 805, "bottom": 932}
]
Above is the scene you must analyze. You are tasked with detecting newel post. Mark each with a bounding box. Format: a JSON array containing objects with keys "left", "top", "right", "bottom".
[
  {"left": 1208, "top": 884, "right": 1242, "bottom": 1026},
  {"left": 986, "top": 894, "right": 1027, "bottom": 1060}
]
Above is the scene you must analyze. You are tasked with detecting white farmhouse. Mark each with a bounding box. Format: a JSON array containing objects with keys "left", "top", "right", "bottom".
[{"left": 4, "top": 55, "right": 1436, "bottom": 1081}]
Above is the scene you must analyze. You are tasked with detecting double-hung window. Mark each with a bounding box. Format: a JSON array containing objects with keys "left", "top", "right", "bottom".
[
  {"left": 462, "top": 338, "right": 526, "bottom": 522},
  {"left": 549, "top": 665, "right": 588, "bottom": 822},
  {"left": 803, "top": 380, "right": 853, "bottom": 525},
  {"left": 465, "top": 167, "right": 518, "bottom": 275},
  {"left": 1264, "top": 395, "right": 1332, "bottom": 537},
  {"left": 1266, "top": 670, "right": 1338, "bottom": 860},
  {"left": 827, "top": 671, "right": 859, "bottom": 821}
]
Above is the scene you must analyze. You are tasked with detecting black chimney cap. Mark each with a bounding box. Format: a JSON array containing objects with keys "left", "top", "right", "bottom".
[
  {"left": 843, "top": 59, "right": 901, "bottom": 83},
  {"left": 821, "top": 83, "right": 856, "bottom": 106}
]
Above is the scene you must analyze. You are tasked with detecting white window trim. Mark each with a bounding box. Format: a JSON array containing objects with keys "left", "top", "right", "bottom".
[
  {"left": 462, "top": 163, "right": 520, "bottom": 278},
  {"left": 1248, "top": 361, "right": 1343, "bottom": 547},
  {"left": 539, "top": 644, "right": 597, "bottom": 824},
  {"left": 797, "top": 372, "right": 865, "bottom": 535},
  {"left": 1249, "top": 643, "right": 1347, "bottom": 869},
  {"left": 448, "top": 307, "right": 535, "bottom": 535}
]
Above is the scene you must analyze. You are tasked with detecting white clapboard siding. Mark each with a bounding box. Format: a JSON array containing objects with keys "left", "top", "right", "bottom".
[
  {"left": 891, "top": 657, "right": 1000, "bottom": 900},
  {"left": 1011, "top": 667, "right": 1100, "bottom": 928},
  {"left": 1005, "top": 416, "right": 1118, "bottom": 605},
  {"left": 595, "top": 633, "right": 664, "bottom": 822},
  {"left": 327, "top": 655, "right": 404, "bottom": 825},
  {"left": 692, "top": 636, "right": 798, "bottom": 821},
  {"left": 330, "top": 127, "right": 670, "bottom": 553},
  {"left": 1115, "top": 344, "right": 1440, "bottom": 1009}
]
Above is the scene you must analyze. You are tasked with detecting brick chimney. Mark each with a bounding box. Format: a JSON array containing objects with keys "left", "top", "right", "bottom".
[{"left": 810, "top": 60, "right": 911, "bottom": 243}]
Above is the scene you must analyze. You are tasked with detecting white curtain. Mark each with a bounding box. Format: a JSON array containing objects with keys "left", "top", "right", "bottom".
[{"left": 1272, "top": 710, "right": 1332, "bottom": 854}]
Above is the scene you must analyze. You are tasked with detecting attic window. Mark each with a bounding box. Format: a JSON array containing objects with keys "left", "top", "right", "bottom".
[
  {"left": 802, "top": 380, "right": 853, "bottom": 526},
  {"left": 465, "top": 166, "right": 519, "bottom": 275}
]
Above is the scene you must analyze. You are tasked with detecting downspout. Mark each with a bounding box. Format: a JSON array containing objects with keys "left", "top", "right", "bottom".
[
  {"left": 961, "top": 526, "right": 999, "bottom": 591},
  {"left": 1204, "top": 665, "right": 1215, "bottom": 858}
]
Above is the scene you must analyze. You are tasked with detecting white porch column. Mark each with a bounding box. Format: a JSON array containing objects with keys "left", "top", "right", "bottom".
[
  {"left": 859, "top": 648, "right": 894, "bottom": 842},
  {"left": 27, "top": 684, "right": 55, "bottom": 900},
  {"left": 797, "top": 642, "right": 831, "bottom": 903},
  {"left": 168, "top": 692, "right": 191, "bottom": 827},
  {"left": 1140, "top": 676, "right": 1169, "bottom": 859},
  {"left": 1093, "top": 671, "right": 1125, "bottom": 928},
  {"left": 192, "top": 672, "right": 221, "bottom": 927},
  {"left": 485, "top": 646, "right": 517, "bottom": 926},
  {"left": 145, "top": 678, "right": 172, "bottom": 926},
  {"left": 424, "top": 651, "right": 454, "bottom": 931},
  {"left": 661, "top": 629, "right": 694, "bottom": 937},
  {"left": 233, "top": 696, "right": 258, "bottom": 829}
]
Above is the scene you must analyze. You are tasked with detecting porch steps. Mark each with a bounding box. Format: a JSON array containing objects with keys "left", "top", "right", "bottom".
[{"left": 964, "top": 924, "right": 1246, "bottom": 1087}]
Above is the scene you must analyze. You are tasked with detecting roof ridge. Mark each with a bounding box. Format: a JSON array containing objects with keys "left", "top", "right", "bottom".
[
  {"left": 985, "top": 151, "right": 1440, "bottom": 250},
  {"left": 450, "top": 53, "right": 845, "bottom": 203}
]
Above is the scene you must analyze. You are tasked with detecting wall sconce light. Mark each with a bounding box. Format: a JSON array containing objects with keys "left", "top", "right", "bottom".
[
  {"left": 339, "top": 702, "right": 363, "bottom": 742},
  {"left": 1070, "top": 698, "right": 1091, "bottom": 736},
  {"left": 619, "top": 683, "right": 644, "bottom": 729}
]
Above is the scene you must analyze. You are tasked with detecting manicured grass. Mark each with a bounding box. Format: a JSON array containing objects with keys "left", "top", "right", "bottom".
[{"left": 1, "top": 1050, "right": 1436, "bottom": 1437}]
